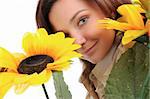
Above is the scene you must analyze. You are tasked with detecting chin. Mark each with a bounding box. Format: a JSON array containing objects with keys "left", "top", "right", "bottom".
[
  {"left": 86, "top": 58, "right": 98, "bottom": 64},
  {"left": 90, "top": 59, "right": 99, "bottom": 64},
  {"left": 80, "top": 56, "right": 96, "bottom": 64},
  {"left": 87, "top": 54, "right": 106, "bottom": 64},
  {"left": 81, "top": 55, "right": 103, "bottom": 64}
]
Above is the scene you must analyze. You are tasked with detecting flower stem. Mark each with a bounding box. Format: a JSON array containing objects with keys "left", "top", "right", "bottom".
[
  {"left": 42, "top": 84, "right": 49, "bottom": 99},
  {"left": 52, "top": 71, "right": 72, "bottom": 99}
]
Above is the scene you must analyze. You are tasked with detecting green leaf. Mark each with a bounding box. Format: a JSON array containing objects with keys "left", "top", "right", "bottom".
[
  {"left": 105, "top": 43, "right": 149, "bottom": 99},
  {"left": 52, "top": 71, "right": 72, "bottom": 99},
  {"left": 139, "top": 72, "right": 150, "bottom": 99}
]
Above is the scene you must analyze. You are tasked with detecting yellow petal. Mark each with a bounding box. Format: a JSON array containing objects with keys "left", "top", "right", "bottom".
[
  {"left": 14, "top": 74, "right": 30, "bottom": 84},
  {"left": 29, "top": 70, "right": 52, "bottom": 85},
  {"left": 117, "top": 16, "right": 126, "bottom": 22},
  {"left": 13, "top": 53, "right": 27, "bottom": 66},
  {"left": 57, "top": 38, "right": 75, "bottom": 49},
  {"left": 22, "top": 32, "right": 35, "bottom": 55},
  {"left": 0, "top": 47, "right": 17, "bottom": 71},
  {"left": 64, "top": 38, "right": 75, "bottom": 44},
  {"left": 14, "top": 83, "right": 29, "bottom": 94},
  {"left": 122, "top": 29, "right": 147, "bottom": 45},
  {"left": 47, "top": 51, "right": 81, "bottom": 69},
  {"left": 31, "top": 29, "right": 47, "bottom": 55},
  {"left": 14, "top": 71, "right": 48, "bottom": 92},
  {"left": 14, "top": 70, "right": 51, "bottom": 85},
  {"left": 36, "top": 28, "right": 48, "bottom": 37},
  {"left": 49, "top": 32, "right": 65, "bottom": 40},
  {"left": 23, "top": 32, "right": 43, "bottom": 55},
  {"left": 46, "top": 36, "right": 81, "bottom": 60},
  {"left": 0, "top": 83, "right": 12, "bottom": 99},
  {"left": 33, "top": 32, "right": 48, "bottom": 55},
  {"left": 23, "top": 28, "right": 52, "bottom": 56},
  {"left": 134, "top": 4, "right": 145, "bottom": 13},
  {"left": 0, "top": 72, "right": 17, "bottom": 99},
  {"left": 56, "top": 52, "right": 81, "bottom": 64},
  {"left": 97, "top": 19, "right": 135, "bottom": 31},
  {"left": 47, "top": 62, "right": 71, "bottom": 71},
  {"left": 55, "top": 44, "right": 81, "bottom": 59},
  {"left": 117, "top": 4, "right": 145, "bottom": 29},
  {"left": 0, "top": 72, "right": 17, "bottom": 86},
  {"left": 54, "top": 38, "right": 76, "bottom": 55}
]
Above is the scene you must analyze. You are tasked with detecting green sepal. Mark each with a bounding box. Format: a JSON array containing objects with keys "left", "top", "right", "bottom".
[
  {"left": 135, "top": 35, "right": 149, "bottom": 43},
  {"left": 52, "top": 71, "right": 72, "bottom": 99}
]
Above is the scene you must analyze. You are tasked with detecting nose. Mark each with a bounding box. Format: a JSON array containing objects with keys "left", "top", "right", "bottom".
[
  {"left": 70, "top": 32, "right": 86, "bottom": 46},
  {"left": 75, "top": 36, "right": 86, "bottom": 46}
]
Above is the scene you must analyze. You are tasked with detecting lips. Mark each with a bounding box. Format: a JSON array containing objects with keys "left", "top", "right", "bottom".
[{"left": 84, "top": 41, "right": 98, "bottom": 54}]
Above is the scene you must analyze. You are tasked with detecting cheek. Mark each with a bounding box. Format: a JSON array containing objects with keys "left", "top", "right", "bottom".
[
  {"left": 99, "top": 30, "right": 115, "bottom": 51},
  {"left": 87, "top": 29, "right": 114, "bottom": 40},
  {"left": 91, "top": 30, "right": 115, "bottom": 63},
  {"left": 82, "top": 25, "right": 104, "bottom": 39},
  {"left": 101, "top": 30, "right": 115, "bottom": 42}
]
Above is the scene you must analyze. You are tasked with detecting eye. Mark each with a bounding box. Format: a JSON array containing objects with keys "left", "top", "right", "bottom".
[{"left": 78, "top": 16, "right": 88, "bottom": 27}]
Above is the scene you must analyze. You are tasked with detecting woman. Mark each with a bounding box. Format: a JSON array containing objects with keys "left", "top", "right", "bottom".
[
  {"left": 36, "top": 0, "right": 147, "bottom": 99},
  {"left": 36, "top": 0, "right": 131, "bottom": 63}
]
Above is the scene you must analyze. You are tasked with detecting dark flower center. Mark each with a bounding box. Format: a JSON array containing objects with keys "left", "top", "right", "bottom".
[{"left": 18, "top": 55, "right": 54, "bottom": 75}]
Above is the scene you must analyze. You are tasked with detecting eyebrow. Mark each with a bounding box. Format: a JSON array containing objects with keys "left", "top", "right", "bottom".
[{"left": 70, "top": 9, "right": 88, "bottom": 23}]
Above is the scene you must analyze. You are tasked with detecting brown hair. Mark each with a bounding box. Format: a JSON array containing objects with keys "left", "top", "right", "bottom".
[
  {"left": 36, "top": 0, "right": 57, "bottom": 34},
  {"left": 95, "top": 0, "right": 131, "bottom": 18},
  {"left": 36, "top": 0, "right": 131, "bottom": 34}
]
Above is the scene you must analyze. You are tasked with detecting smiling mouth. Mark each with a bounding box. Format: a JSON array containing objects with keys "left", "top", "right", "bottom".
[{"left": 84, "top": 41, "right": 98, "bottom": 54}]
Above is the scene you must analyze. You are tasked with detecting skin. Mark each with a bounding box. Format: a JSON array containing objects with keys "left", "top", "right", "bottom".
[{"left": 49, "top": 0, "right": 115, "bottom": 64}]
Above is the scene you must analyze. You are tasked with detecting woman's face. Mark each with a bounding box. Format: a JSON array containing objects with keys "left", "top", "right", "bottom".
[{"left": 49, "top": 0, "right": 115, "bottom": 64}]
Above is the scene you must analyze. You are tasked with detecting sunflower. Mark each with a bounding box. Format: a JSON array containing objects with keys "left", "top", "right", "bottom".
[
  {"left": 0, "top": 28, "right": 81, "bottom": 99},
  {"left": 97, "top": 3, "right": 149, "bottom": 45}
]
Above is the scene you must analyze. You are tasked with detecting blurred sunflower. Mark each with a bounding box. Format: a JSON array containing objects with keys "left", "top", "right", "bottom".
[
  {"left": 98, "top": 3, "right": 149, "bottom": 45},
  {"left": 0, "top": 28, "right": 81, "bottom": 99}
]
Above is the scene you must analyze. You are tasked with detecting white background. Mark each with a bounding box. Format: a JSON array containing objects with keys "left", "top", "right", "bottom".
[{"left": 0, "top": 0, "right": 87, "bottom": 99}]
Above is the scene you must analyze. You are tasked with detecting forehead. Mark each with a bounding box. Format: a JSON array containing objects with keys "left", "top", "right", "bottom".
[{"left": 48, "top": 0, "right": 98, "bottom": 31}]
